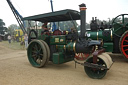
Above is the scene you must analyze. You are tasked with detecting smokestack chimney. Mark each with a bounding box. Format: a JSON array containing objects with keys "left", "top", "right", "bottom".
[{"left": 79, "top": 3, "right": 86, "bottom": 38}]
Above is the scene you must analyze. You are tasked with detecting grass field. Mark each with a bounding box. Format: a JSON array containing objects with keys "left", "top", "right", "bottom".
[{"left": 0, "top": 41, "right": 25, "bottom": 50}]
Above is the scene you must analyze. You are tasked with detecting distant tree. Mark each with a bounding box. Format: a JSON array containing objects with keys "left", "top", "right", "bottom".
[
  {"left": 0, "top": 19, "right": 5, "bottom": 27},
  {"left": 0, "top": 27, "right": 7, "bottom": 35},
  {"left": 77, "top": 23, "right": 90, "bottom": 31},
  {"left": 8, "top": 24, "right": 19, "bottom": 35},
  {"left": 0, "top": 19, "right": 7, "bottom": 35}
]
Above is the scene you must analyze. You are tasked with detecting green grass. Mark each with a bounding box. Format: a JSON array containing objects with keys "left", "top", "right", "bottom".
[{"left": 0, "top": 41, "right": 25, "bottom": 50}]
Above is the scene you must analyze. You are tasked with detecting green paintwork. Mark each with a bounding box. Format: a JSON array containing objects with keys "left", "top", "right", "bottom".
[
  {"left": 53, "top": 42, "right": 75, "bottom": 64},
  {"left": 56, "top": 42, "right": 74, "bottom": 52},
  {"left": 65, "top": 42, "right": 74, "bottom": 52},
  {"left": 87, "top": 30, "right": 112, "bottom": 42},
  {"left": 87, "top": 30, "right": 113, "bottom": 52},
  {"left": 103, "top": 43, "right": 113, "bottom": 52},
  {"left": 38, "top": 35, "right": 50, "bottom": 44},
  {"left": 53, "top": 52, "right": 73, "bottom": 64},
  {"left": 53, "top": 52, "right": 64, "bottom": 64},
  {"left": 50, "top": 35, "right": 66, "bottom": 45}
]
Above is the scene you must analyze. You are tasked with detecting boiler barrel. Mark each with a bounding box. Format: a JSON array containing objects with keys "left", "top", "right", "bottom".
[
  {"left": 57, "top": 42, "right": 94, "bottom": 53},
  {"left": 86, "top": 30, "right": 113, "bottom": 42}
]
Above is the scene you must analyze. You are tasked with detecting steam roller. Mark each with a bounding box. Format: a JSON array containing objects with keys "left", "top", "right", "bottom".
[
  {"left": 25, "top": 3, "right": 113, "bottom": 79},
  {"left": 7, "top": 0, "right": 113, "bottom": 79}
]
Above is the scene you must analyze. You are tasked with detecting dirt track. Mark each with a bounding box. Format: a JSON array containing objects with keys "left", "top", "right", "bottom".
[{"left": 0, "top": 42, "right": 128, "bottom": 85}]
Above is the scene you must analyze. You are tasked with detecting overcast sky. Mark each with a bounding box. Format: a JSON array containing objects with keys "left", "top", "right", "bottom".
[{"left": 0, "top": 0, "right": 128, "bottom": 27}]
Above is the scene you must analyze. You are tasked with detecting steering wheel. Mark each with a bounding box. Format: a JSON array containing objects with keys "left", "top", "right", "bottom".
[
  {"left": 28, "top": 29, "right": 38, "bottom": 43},
  {"left": 112, "top": 14, "right": 128, "bottom": 37}
]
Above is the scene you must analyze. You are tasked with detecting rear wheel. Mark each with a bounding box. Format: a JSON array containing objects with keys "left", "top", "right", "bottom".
[
  {"left": 40, "top": 40, "right": 50, "bottom": 65},
  {"left": 27, "top": 40, "right": 48, "bottom": 67},
  {"left": 120, "top": 30, "right": 128, "bottom": 60}
]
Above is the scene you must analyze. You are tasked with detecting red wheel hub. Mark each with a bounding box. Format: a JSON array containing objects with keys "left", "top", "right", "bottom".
[{"left": 75, "top": 53, "right": 90, "bottom": 60}]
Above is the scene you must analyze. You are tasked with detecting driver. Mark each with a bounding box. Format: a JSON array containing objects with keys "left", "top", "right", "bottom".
[{"left": 41, "top": 22, "right": 49, "bottom": 34}]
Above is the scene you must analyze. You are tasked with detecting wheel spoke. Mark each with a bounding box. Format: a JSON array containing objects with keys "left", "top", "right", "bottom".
[
  {"left": 40, "top": 54, "right": 43, "bottom": 56},
  {"left": 38, "top": 48, "right": 42, "bottom": 53},
  {"left": 32, "top": 44, "right": 37, "bottom": 51},
  {"left": 34, "top": 56, "right": 38, "bottom": 61},
  {"left": 32, "top": 46, "right": 36, "bottom": 50},
  {"left": 33, "top": 43, "right": 43, "bottom": 64},
  {"left": 123, "top": 45, "right": 128, "bottom": 47},
  {"left": 35, "top": 44, "right": 38, "bottom": 51},
  {"left": 32, "top": 51, "right": 37, "bottom": 54},
  {"left": 114, "top": 27, "right": 122, "bottom": 33},
  {"left": 32, "top": 53, "right": 38, "bottom": 60},
  {"left": 113, "top": 33, "right": 121, "bottom": 37},
  {"left": 124, "top": 49, "right": 128, "bottom": 51},
  {"left": 36, "top": 44, "right": 42, "bottom": 53},
  {"left": 32, "top": 54, "right": 36, "bottom": 57},
  {"left": 124, "top": 40, "right": 128, "bottom": 42}
]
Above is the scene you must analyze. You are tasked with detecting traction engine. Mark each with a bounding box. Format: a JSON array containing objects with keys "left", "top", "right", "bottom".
[{"left": 87, "top": 14, "right": 128, "bottom": 60}]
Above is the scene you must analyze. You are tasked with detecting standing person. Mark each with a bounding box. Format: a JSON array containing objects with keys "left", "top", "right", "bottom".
[
  {"left": 8, "top": 35, "right": 11, "bottom": 44},
  {"left": 0, "top": 35, "right": 2, "bottom": 42},
  {"left": 24, "top": 33, "right": 28, "bottom": 49}
]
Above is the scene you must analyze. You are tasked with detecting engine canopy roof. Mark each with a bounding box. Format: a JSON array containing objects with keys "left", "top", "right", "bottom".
[{"left": 23, "top": 9, "right": 80, "bottom": 23}]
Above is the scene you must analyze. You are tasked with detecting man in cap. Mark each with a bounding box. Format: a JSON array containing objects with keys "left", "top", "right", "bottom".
[{"left": 41, "top": 22, "right": 49, "bottom": 34}]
